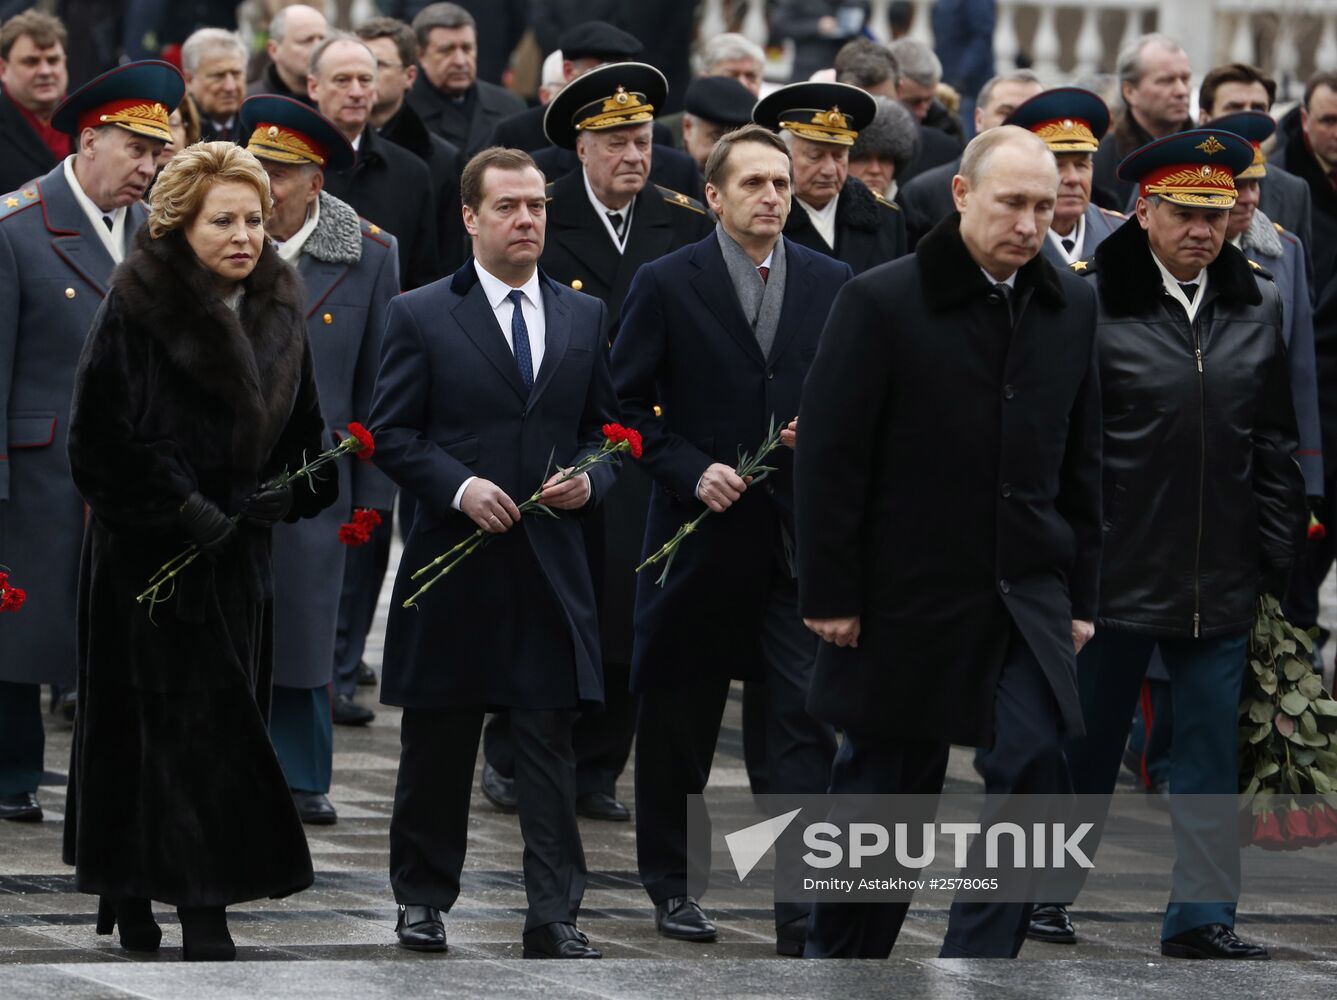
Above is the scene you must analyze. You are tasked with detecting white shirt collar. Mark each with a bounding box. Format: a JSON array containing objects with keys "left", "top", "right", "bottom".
[
  {"left": 350, "top": 130, "right": 363, "bottom": 152},
  {"left": 981, "top": 266, "right": 1016, "bottom": 289},
  {"left": 63, "top": 154, "right": 128, "bottom": 265},
  {"left": 582, "top": 167, "right": 634, "bottom": 252},
  {"left": 758, "top": 247, "right": 774, "bottom": 271},
  {"left": 797, "top": 195, "right": 839, "bottom": 250},
  {"left": 275, "top": 197, "right": 321, "bottom": 263},
  {"left": 1150, "top": 250, "right": 1208, "bottom": 322},
  {"left": 1046, "top": 212, "right": 1087, "bottom": 266},
  {"left": 474, "top": 258, "right": 543, "bottom": 311}
]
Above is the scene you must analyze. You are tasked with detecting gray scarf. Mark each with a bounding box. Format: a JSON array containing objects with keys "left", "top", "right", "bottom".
[{"left": 716, "top": 224, "right": 786, "bottom": 358}]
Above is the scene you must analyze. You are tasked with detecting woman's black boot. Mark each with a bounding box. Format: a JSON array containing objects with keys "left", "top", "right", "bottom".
[
  {"left": 178, "top": 905, "right": 235, "bottom": 962},
  {"left": 96, "top": 896, "right": 162, "bottom": 952}
]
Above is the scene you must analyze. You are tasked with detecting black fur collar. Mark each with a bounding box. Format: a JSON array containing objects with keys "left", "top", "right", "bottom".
[
  {"left": 114, "top": 226, "right": 307, "bottom": 472},
  {"left": 785, "top": 177, "right": 881, "bottom": 238},
  {"left": 915, "top": 212, "right": 1067, "bottom": 313},
  {"left": 1092, "top": 216, "right": 1262, "bottom": 318}
]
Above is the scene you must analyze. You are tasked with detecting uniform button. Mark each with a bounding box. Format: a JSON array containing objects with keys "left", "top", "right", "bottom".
[
  {"left": 652, "top": 404, "right": 663, "bottom": 417},
  {"left": 571, "top": 279, "right": 583, "bottom": 291},
  {"left": 1003, "top": 384, "right": 1015, "bottom": 399},
  {"left": 999, "top": 579, "right": 1011, "bottom": 594},
  {"left": 322, "top": 312, "right": 333, "bottom": 324},
  {"left": 1001, "top": 483, "right": 1013, "bottom": 498},
  {"left": 64, "top": 287, "right": 75, "bottom": 298}
]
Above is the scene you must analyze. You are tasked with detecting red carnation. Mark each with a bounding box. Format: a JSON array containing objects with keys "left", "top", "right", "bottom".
[
  {"left": 1309, "top": 513, "right": 1327, "bottom": 540},
  {"left": 1309, "top": 803, "right": 1337, "bottom": 845},
  {"left": 338, "top": 508, "right": 383, "bottom": 546},
  {"left": 1252, "top": 810, "right": 1285, "bottom": 848},
  {"left": 0, "top": 585, "right": 25, "bottom": 612},
  {"left": 339, "top": 523, "right": 369, "bottom": 546},
  {"left": 1283, "top": 806, "right": 1318, "bottom": 848},
  {"left": 347, "top": 422, "right": 376, "bottom": 462},
  {"left": 602, "top": 422, "right": 643, "bottom": 460}
]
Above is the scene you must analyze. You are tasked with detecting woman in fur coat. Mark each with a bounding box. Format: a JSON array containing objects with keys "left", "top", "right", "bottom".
[{"left": 62, "top": 142, "right": 337, "bottom": 961}]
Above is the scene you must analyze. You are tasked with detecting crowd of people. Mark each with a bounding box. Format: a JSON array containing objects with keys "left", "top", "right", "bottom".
[{"left": 0, "top": 0, "right": 1330, "bottom": 968}]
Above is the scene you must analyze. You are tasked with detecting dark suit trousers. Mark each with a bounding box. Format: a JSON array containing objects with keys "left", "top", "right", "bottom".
[
  {"left": 805, "top": 630, "right": 1068, "bottom": 958},
  {"left": 390, "top": 704, "right": 587, "bottom": 932},
  {"left": 635, "top": 574, "right": 836, "bottom": 928},
  {"left": 0, "top": 681, "right": 44, "bottom": 796}
]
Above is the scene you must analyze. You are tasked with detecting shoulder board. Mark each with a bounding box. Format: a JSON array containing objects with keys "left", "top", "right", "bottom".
[
  {"left": 1097, "top": 206, "right": 1125, "bottom": 218},
  {"left": 360, "top": 216, "right": 392, "bottom": 247},
  {"left": 1247, "top": 258, "right": 1275, "bottom": 281},
  {"left": 874, "top": 192, "right": 901, "bottom": 212},
  {"left": 1069, "top": 258, "right": 1095, "bottom": 275},
  {"left": 0, "top": 185, "right": 41, "bottom": 221},
  {"left": 655, "top": 184, "right": 706, "bottom": 215}
]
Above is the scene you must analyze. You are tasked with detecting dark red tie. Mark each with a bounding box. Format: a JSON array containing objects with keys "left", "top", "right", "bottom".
[{"left": 758, "top": 265, "right": 769, "bottom": 283}]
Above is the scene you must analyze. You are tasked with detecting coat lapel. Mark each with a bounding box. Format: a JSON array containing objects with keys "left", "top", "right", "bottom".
[
  {"left": 528, "top": 276, "right": 571, "bottom": 408},
  {"left": 688, "top": 236, "right": 766, "bottom": 367},
  {"left": 609, "top": 186, "right": 676, "bottom": 312},
  {"left": 768, "top": 238, "right": 817, "bottom": 364},
  {"left": 38, "top": 167, "right": 115, "bottom": 295},
  {"left": 452, "top": 277, "right": 529, "bottom": 402},
  {"left": 547, "top": 171, "right": 621, "bottom": 284}
]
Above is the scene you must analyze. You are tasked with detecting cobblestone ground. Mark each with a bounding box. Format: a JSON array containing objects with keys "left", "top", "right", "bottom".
[{"left": 3, "top": 545, "right": 1337, "bottom": 997}]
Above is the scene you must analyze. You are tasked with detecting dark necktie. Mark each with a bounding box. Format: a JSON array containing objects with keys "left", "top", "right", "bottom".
[
  {"left": 507, "top": 289, "right": 533, "bottom": 390},
  {"left": 606, "top": 210, "right": 625, "bottom": 241},
  {"left": 101, "top": 215, "right": 113, "bottom": 232},
  {"left": 1179, "top": 282, "right": 1199, "bottom": 302},
  {"left": 993, "top": 282, "right": 1013, "bottom": 324},
  {"left": 757, "top": 265, "right": 769, "bottom": 283},
  {"left": 1061, "top": 236, "right": 1075, "bottom": 255},
  {"left": 215, "top": 123, "right": 231, "bottom": 142}
]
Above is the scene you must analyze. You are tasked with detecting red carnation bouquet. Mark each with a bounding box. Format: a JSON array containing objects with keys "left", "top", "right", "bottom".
[
  {"left": 339, "top": 508, "right": 384, "bottom": 546},
  {"left": 0, "top": 566, "right": 26, "bottom": 613},
  {"left": 137, "top": 423, "right": 376, "bottom": 610},
  {"left": 401, "top": 423, "right": 641, "bottom": 608},
  {"left": 1239, "top": 594, "right": 1337, "bottom": 849},
  {"left": 635, "top": 416, "right": 786, "bottom": 587}
]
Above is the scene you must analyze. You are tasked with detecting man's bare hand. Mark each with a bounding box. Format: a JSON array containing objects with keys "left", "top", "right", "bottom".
[
  {"left": 804, "top": 615, "right": 861, "bottom": 648},
  {"left": 1072, "top": 619, "right": 1095, "bottom": 654},
  {"left": 539, "top": 468, "right": 590, "bottom": 510},
  {"left": 697, "top": 463, "right": 752, "bottom": 513},
  {"left": 461, "top": 479, "right": 522, "bottom": 533},
  {"left": 780, "top": 417, "right": 798, "bottom": 449}
]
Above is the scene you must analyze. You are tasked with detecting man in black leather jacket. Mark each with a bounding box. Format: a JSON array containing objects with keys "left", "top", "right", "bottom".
[{"left": 1052, "top": 129, "right": 1305, "bottom": 961}]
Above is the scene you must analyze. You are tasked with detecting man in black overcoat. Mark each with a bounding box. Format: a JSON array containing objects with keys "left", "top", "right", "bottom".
[
  {"left": 370, "top": 147, "right": 617, "bottom": 959},
  {"left": 0, "top": 10, "right": 69, "bottom": 194},
  {"left": 611, "top": 124, "right": 852, "bottom": 956},
  {"left": 796, "top": 125, "right": 1103, "bottom": 958}
]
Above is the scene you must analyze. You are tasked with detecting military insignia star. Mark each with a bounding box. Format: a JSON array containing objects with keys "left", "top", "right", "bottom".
[
  {"left": 1070, "top": 260, "right": 1089, "bottom": 272},
  {"left": 4, "top": 198, "right": 17, "bottom": 208}
]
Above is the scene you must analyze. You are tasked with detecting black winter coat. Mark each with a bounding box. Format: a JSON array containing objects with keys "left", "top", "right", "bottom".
[
  {"left": 784, "top": 176, "right": 908, "bottom": 274},
  {"left": 796, "top": 216, "right": 1103, "bottom": 744},
  {"left": 1084, "top": 219, "right": 1305, "bottom": 637},
  {"left": 61, "top": 228, "right": 337, "bottom": 907}
]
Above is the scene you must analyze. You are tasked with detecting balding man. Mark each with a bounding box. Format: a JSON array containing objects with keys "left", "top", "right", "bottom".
[
  {"left": 797, "top": 125, "right": 1102, "bottom": 958},
  {"left": 248, "top": 4, "right": 327, "bottom": 103}
]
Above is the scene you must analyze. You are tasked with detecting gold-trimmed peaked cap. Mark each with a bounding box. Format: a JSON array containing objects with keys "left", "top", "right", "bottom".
[
  {"left": 239, "top": 94, "right": 354, "bottom": 172},
  {"left": 1004, "top": 86, "right": 1110, "bottom": 153},
  {"left": 752, "top": 81, "right": 877, "bottom": 146},
  {"left": 51, "top": 59, "right": 184, "bottom": 144},
  {"left": 1117, "top": 128, "right": 1255, "bottom": 208},
  {"left": 1202, "top": 110, "right": 1275, "bottom": 180},
  {"left": 543, "top": 61, "right": 668, "bottom": 150}
]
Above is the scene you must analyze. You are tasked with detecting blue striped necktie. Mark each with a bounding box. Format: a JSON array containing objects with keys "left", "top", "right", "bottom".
[{"left": 508, "top": 289, "right": 534, "bottom": 389}]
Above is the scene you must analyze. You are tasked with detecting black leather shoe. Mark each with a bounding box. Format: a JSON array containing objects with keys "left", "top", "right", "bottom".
[
  {"left": 333, "top": 694, "right": 374, "bottom": 726},
  {"left": 1027, "top": 903, "right": 1076, "bottom": 944},
  {"left": 480, "top": 762, "right": 517, "bottom": 812},
  {"left": 292, "top": 791, "right": 337, "bottom": 825},
  {"left": 356, "top": 661, "right": 378, "bottom": 687},
  {"left": 1161, "top": 923, "right": 1269, "bottom": 960},
  {"left": 775, "top": 915, "right": 807, "bottom": 956},
  {"left": 522, "top": 921, "right": 601, "bottom": 959},
  {"left": 0, "top": 792, "right": 41, "bottom": 822},
  {"left": 576, "top": 791, "right": 629, "bottom": 822},
  {"left": 654, "top": 896, "right": 717, "bottom": 942},
  {"left": 395, "top": 904, "right": 447, "bottom": 952}
]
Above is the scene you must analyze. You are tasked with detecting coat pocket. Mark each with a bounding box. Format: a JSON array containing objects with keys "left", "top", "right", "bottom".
[{"left": 7, "top": 412, "right": 57, "bottom": 449}]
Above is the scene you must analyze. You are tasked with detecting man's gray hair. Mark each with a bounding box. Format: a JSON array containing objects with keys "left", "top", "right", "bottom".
[
  {"left": 976, "top": 69, "right": 1042, "bottom": 111},
  {"left": 692, "top": 32, "right": 764, "bottom": 77},
  {"left": 269, "top": 4, "right": 322, "bottom": 45},
  {"left": 181, "top": 27, "right": 246, "bottom": 75},
  {"left": 887, "top": 38, "right": 941, "bottom": 88},
  {"left": 309, "top": 32, "right": 375, "bottom": 77},
  {"left": 850, "top": 96, "right": 920, "bottom": 176},
  {"left": 411, "top": 2, "right": 475, "bottom": 50},
  {"left": 835, "top": 38, "right": 899, "bottom": 90},
  {"left": 1116, "top": 33, "right": 1185, "bottom": 90}
]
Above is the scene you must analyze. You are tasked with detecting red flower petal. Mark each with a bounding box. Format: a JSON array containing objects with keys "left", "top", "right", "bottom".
[
  {"left": 1252, "top": 811, "right": 1285, "bottom": 848},
  {"left": 347, "top": 422, "right": 376, "bottom": 462},
  {"left": 0, "top": 586, "right": 26, "bottom": 612}
]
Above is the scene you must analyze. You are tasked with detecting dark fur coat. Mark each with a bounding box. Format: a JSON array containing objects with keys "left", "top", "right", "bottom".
[{"left": 61, "top": 227, "right": 337, "bottom": 907}]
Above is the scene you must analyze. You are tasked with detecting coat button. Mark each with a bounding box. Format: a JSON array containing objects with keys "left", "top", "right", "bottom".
[
  {"left": 1001, "top": 483, "right": 1013, "bottom": 498},
  {"left": 999, "top": 579, "right": 1011, "bottom": 594},
  {"left": 652, "top": 404, "right": 663, "bottom": 417},
  {"left": 64, "top": 287, "right": 75, "bottom": 298},
  {"left": 1003, "top": 384, "right": 1015, "bottom": 400},
  {"left": 765, "top": 483, "right": 775, "bottom": 495},
  {"left": 571, "top": 279, "right": 583, "bottom": 291},
  {"left": 766, "top": 368, "right": 775, "bottom": 380},
  {"left": 323, "top": 312, "right": 333, "bottom": 324}
]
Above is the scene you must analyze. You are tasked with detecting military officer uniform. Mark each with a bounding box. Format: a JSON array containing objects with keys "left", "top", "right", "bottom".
[
  {"left": 238, "top": 96, "right": 401, "bottom": 825},
  {"left": 0, "top": 61, "right": 183, "bottom": 822}
]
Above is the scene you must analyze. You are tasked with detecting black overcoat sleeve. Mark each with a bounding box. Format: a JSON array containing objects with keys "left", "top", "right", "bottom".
[
  {"left": 1253, "top": 323, "right": 1307, "bottom": 580},
  {"left": 573, "top": 299, "right": 622, "bottom": 504},
  {"left": 1056, "top": 317, "right": 1103, "bottom": 622}
]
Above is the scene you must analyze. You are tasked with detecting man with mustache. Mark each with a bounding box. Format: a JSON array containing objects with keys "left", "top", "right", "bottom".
[
  {"left": 0, "top": 10, "right": 69, "bottom": 193},
  {"left": 0, "top": 60, "right": 181, "bottom": 822}
]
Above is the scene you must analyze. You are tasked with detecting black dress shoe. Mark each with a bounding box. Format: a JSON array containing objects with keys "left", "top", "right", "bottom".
[
  {"left": 1161, "top": 923, "right": 1270, "bottom": 960},
  {"left": 576, "top": 791, "right": 629, "bottom": 822},
  {"left": 292, "top": 790, "right": 337, "bottom": 825},
  {"left": 1027, "top": 903, "right": 1076, "bottom": 944},
  {"left": 333, "top": 694, "right": 374, "bottom": 726},
  {"left": 522, "top": 921, "right": 601, "bottom": 959},
  {"left": 480, "top": 762, "right": 518, "bottom": 812},
  {"left": 50, "top": 690, "right": 76, "bottom": 725},
  {"left": 356, "top": 661, "right": 378, "bottom": 687},
  {"left": 396, "top": 904, "right": 447, "bottom": 952},
  {"left": 0, "top": 791, "right": 41, "bottom": 822},
  {"left": 654, "top": 896, "right": 717, "bottom": 942},
  {"left": 775, "top": 915, "right": 807, "bottom": 957}
]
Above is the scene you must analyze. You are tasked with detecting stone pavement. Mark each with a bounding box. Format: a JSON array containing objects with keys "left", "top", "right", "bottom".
[{"left": 4, "top": 544, "right": 1337, "bottom": 997}]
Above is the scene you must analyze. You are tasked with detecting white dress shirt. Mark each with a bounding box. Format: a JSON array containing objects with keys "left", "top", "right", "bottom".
[
  {"left": 274, "top": 197, "right": 320, "bottom": 263},
  {"left": 1150, "top": 251, "right": 1208, "bottom": 323},
  {"left": 452, "top": 261, "right": 587, "bottom": 510},
  {"left": 797, "top": 195, "right": 839, "bottom": 250},
  {"left": 63, "top": 155, "right": 127, "bottom": 264},
  {"left": 583, "top": 167, "right": 634, "bottom": 252},
  {"left": 1046, "top": 212, "right": 1087, "bottom": 266}
]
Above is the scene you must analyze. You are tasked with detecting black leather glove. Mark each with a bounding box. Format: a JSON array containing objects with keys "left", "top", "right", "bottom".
[
  {"left": 179, "top": 492, "right": 236, "bottom": 555},
  {"left": 239, "top": 483, "right": 293, "bottom": 527}
]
